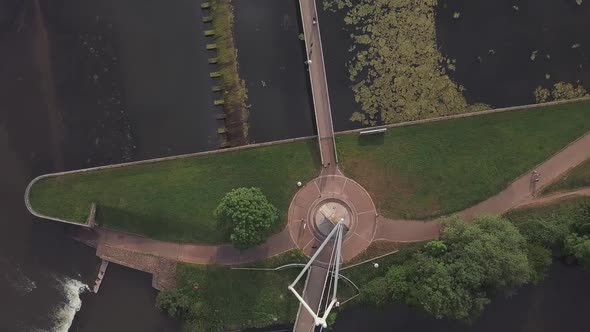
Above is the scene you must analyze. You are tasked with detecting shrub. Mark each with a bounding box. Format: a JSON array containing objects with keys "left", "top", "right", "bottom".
[
  {"left": 551, "top": 82, "right": 588, "bottom": 100},
  {"left": 534, "top": 82, "right": 588, "bottom": 103},
  {"left": 214, "top": 187, "right": 278, "bottom": 249}
]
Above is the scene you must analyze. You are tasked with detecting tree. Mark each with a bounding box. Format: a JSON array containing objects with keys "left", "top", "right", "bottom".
[
  {"left": 565, "top": 234, "right": 590, "bottom": 268},
  {"left": 382, "top": 215, "right": 533, "bottom": 321},
  {"left": 214, "top": 187, "right": 278, "bottom": 249}
]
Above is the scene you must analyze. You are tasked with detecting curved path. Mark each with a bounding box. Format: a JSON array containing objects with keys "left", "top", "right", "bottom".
[
  {"left": 287, "top": 173, "right": 377, "bottom": 262},
  {"left": 74, "top": 131, "right": 590, "bottom": 266},
  {"left": 76, "top": 227, "right": 296, "bottom": 266},
  {"left": 376, "top": 131, "right": 590, "bottom": 242}
]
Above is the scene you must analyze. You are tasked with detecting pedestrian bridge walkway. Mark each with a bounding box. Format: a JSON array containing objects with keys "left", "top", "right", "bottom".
[
  {"left": 299, "top": 0, "right": 337, "bottom": 169},
  {"left": 293, "top": 0, "right": 340, "bottom": 330}
]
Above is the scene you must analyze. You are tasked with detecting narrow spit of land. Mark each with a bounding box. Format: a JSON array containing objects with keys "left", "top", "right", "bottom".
[{"left": 28, "top": 100, "right": 590, "bottom": 245}]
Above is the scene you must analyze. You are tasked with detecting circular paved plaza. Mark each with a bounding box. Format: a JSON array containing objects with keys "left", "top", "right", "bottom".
[{"left": 287, "top": 174, "right": 378, "bottom": 262}]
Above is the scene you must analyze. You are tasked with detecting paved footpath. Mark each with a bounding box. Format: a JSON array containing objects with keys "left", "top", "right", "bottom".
[
  {"left": 77, "top": 226, "right": 297, "bottom": 266},
  {"left": 300, "top": 0, "right": 336, "bottom": 168}
]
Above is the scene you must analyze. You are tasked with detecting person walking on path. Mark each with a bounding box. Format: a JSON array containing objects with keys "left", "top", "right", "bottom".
[{"left": 531, "top": 170, "right": 541, "bottom": 195}]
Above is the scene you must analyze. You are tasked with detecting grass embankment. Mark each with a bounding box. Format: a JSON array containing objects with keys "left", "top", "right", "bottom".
[
  {"left": 162, "top": 250, "right": 306, "bottom": 330},
  {"left": 29, "top": 141, "right": 319, "bottom": 243},
  {"left": 337, "top": 100, "right": 590, "bottom": 219},
  {"left": 542, "top": 158, "right": 590, "bottom": 194},
  {"left": 209, "top": 0, "right": 249, "bottom": 141}
]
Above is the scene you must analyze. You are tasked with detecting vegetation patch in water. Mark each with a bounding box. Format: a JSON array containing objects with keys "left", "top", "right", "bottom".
[
  {"left": 534, "top": 82, "right": 588, "bottom": 103},
  {"left": 209, "top": 0, "right": 249, "bottom": 143},
  {"left": 323, "top": 0, "right": 488, "bottom": 126}
]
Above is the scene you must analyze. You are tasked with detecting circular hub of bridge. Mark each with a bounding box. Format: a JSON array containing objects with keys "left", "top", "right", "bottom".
[
  {"left": 287, "top": 173, "right": 378, "bottom": 262},
  {"left": 312, "top": 199, "right": 353, "bottom": 239}
]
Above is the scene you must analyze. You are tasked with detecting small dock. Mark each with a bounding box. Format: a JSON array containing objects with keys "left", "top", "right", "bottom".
[{"left": 92, "top": 259, "right": 109, "bottom": 293}]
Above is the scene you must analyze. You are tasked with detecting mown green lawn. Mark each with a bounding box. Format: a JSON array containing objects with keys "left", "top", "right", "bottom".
[
  {"left": 173, "top": 250, "right": 306, "bottom": 330},
  {"left": 543, "top": 158, "right": 590, "bottom": 194},
  {"left": 337, "top": 100, "right": 590, "bottom": 219},
  {"left": 29, "top": 140, "right": 319, "bottom": 243}
]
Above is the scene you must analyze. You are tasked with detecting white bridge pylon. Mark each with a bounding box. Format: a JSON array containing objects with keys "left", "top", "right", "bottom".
[{"left": 288, "top": 218, "right": 346, "bottom": 328}]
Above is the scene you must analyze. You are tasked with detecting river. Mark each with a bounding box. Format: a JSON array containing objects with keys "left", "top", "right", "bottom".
[{"left": 0, "top": 0, "right": 203, "bottom": 330}]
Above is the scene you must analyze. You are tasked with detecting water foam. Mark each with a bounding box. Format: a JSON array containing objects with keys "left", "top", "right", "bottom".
[{"left": 51, "top": 277, "right": 89, "bottom": 332}]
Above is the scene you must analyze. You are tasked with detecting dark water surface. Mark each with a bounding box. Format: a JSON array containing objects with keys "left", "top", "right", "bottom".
[
  {"left": 333, "top": 262, "right": 590, "bottom": 332},
  {"left": 41, "top": 0, "right": 219, "bottom": 166},
  {"left": 436, "top": 0, "right": 590, "bottom": 107},
  {"left": 317, "top": 3, "right": 362, "bottom": 132},
  {"left": 0, "top": 0, "right": 213, "bottom": 330},
  {"left": 233, "top": 0, "right": 315, "bottom": 143}
]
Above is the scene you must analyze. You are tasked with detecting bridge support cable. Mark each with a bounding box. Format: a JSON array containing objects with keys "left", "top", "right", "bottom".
[{"left": 288, "top": 219, "right": 346, "bottom": 328}]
